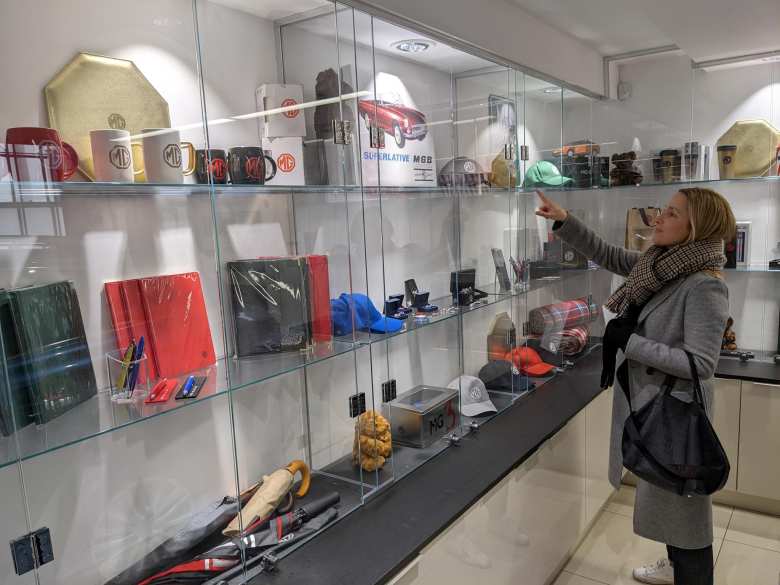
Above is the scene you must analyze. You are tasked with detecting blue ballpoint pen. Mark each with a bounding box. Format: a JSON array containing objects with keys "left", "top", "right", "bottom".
[
  {"left": 127, "top": 336, "right": 145, "bottom": 396},
  {"left": 181, "top": 375, "right": 196, "bottom": 397}
]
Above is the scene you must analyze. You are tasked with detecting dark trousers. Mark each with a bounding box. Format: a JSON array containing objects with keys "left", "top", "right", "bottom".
[{"left": 667, "top": 544, "right": 713, "bottom": 585}]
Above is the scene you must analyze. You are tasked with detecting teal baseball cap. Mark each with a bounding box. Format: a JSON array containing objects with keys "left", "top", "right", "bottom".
[{"left": 523, "top": 160, "right": 573, "bottom": 189}]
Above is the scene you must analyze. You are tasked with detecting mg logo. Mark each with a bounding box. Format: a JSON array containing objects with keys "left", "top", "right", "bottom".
[
  {"left": 210, "top": 157, "right": 226, "bottom": 180},
  {"left": 244, "top": 156, "right": 263, "bottom": 179},
  {"left": 38, "top": 140, "right": 62, "bottom": 169},
  {"left": 277, "top": 153, "right": 295, "bottom": 173},
  {"left": 281, "top": 98, "right": 299, "bottom": 118},
  {"left": 109, "top": 145, "right": 132, "bottom": 169},
  {"left": 163, "top": 144, "right": 182, "bottom": 168},
  {"left": 107, "top": 113, "right": 127, "bottom": 129}
]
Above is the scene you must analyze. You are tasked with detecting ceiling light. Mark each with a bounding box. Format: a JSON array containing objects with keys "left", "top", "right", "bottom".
[
  {"left": 542, "top": 87, "right": 560, "bottom": 94},
  {"left": 392, "top": 39, "right": 434, "bottom": 53}
]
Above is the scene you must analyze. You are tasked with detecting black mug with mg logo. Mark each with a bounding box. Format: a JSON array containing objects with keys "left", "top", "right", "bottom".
[
  {"left": 195, "top": 149, "right": 228, "bottom": 184},
  {"left": 228, "top": 147, "right": 277, "bottom": 185}
]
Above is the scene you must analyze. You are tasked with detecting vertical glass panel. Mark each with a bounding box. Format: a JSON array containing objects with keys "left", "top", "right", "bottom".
[
  {"left": 456, "top": 66, "right": 526, "bottom": 420},
  {"left": 562, "top": 90, "right": 598, "bottom": 190},
  {"left": 520, "top": 79, "right": 600, "bottom": 393},
  {"left": 592, "top": 53, "right": 694, "bottom": 187},
  {"left": 522, "top": 76, "right": 563, "bottom": 190},
  {"left": 198, "top": 0, "right": 369, "bottom": 573},
  {"left": 691, "top": 60, "right": 778, "bottom": 362},
  {"left": 693, "top": 62, "right": 775, "bottom": 182},
  {"left": 354, "top": 15, "right": 482, "bottom": 484},
  {"left": 0, "top": 180, "right": 39, "bottom": 585},
  {"left": 0, "top": 1, "right": 243, "bottom": 583}
]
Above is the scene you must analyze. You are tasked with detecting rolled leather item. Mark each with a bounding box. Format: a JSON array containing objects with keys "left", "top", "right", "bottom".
[{"left": 223, "top": 460, "right": 310, "bottom": 537}]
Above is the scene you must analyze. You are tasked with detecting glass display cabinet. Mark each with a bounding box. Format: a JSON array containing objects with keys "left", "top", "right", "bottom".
[{"left": 0, "top": 2, "right": 778, "bottom": 585}]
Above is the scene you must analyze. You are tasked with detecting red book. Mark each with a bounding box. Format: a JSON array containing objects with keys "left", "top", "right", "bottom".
[
  {"left": 138, "top": 272, "right": 216, "bottom": 378},
  {"left": 104, "top": 281, "right": 132, "bottom": 353},
  {"left": 306, "top": 255, "right": 332, "bottom": 342},
  {"left": 121, "top": 279, "right": 159, "bottom": 381},
  {"left": 104, "top": 280, "right": 158, "bottom": 383}
]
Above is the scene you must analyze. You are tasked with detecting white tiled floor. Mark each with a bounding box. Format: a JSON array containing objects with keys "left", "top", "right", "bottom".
[{"left": 555, "top": 485, "right": 780, "bottom": 585}]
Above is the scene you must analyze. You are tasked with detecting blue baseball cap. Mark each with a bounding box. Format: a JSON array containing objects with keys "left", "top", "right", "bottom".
[{"left": 331, "top": 293, "right": 404, "bottom": 335}]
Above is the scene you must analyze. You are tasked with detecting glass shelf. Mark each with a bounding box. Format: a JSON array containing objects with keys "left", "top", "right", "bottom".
[
  {"left": 9, "top": 181, "right": 356, "bottom": 197},
  {"left": 0, "top": 339, "right": 356, "bottom": 470},
  {"left": 725, "top": 265, "right": 780, "bottom": 273},
  {"left": 5, "top": 174, "right": 779, "bottom": 200},
  {"left": 340, "top": 269, "right": 600, "bottom": 347},
  {"left": 518, "top": 174, "right": 780, "bottom": 196}
]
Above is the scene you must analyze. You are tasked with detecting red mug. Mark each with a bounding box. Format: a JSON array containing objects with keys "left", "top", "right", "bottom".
[{"left": 5, "top": 127, "right": 78, "bottom": 182}]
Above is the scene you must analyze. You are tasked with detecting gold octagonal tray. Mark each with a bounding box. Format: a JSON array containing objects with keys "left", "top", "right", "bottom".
[
  {"left": 45, "top": 52, "right": 171, "bottom": 181},
  {"left": 717, "top": 119, "right": 780, "bottom": 179}
]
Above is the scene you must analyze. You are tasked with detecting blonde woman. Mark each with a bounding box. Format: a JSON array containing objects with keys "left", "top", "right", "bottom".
[{"left": 536, "top": 188, "right": 736, "bottom": 585}]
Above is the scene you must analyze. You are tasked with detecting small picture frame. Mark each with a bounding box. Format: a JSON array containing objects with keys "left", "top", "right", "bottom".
[
  {"left": 491, "top": 248, "right": 512, "bottom": 292},
  {"left": 736, "top": 221, "right": 751, "bottom": 267}
]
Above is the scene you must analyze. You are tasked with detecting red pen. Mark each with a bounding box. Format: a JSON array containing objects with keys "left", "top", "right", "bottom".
[{"left": 145, "top": 379, "right": 178, "bottom": 404}]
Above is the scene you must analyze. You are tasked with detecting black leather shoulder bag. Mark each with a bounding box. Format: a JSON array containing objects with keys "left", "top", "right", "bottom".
[{"left": 620, "top": 352, "right": 730, "bottom": 496}]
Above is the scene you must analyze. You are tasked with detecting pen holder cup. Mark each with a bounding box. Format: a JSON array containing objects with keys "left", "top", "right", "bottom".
[{"left": 105, "top": 350, "right": 150, "bottom": 403}]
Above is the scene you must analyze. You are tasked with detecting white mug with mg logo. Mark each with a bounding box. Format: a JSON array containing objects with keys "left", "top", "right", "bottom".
[
  {"left": 90, "top": 129, "right": 142, "bottom": 182},
  {"left": 140, "top": 128, "right": 196, "bottom": 184}
]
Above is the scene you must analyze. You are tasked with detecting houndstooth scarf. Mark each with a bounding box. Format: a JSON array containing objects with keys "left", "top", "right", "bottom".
[{"left": 605, "top": 239, "right": 726, "bottom": 316}]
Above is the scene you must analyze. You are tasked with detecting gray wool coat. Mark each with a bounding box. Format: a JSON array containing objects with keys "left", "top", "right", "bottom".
[{"left": 554, "top": 214, "right": 729, "bottom": 550}]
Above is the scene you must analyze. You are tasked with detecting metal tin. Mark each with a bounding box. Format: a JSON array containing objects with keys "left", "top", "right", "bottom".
[{"left": 386, "top": 385, "right": 459, "bottom": 448}]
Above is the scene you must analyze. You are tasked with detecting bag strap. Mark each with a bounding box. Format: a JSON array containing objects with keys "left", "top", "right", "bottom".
[{"left": 684, "top": 351, "right": 706, "bottom": 407}]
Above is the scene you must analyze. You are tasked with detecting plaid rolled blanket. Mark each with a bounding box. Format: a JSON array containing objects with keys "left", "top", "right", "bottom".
[
  {"left": 528, "top": 325, "right": 590, "bottom": 356},
  {"left": 528, "top": 299, "right": 597, "bottom": 336}
]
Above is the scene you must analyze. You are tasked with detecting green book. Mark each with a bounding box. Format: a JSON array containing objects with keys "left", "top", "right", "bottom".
[{"left": 7, "top": 281, "right": 97, "bottom": 425}]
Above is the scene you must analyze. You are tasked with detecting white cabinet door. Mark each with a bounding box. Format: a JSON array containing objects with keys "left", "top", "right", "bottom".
[
  {"left": 415, "top": 477, "right": 509, "bottom": 585},
  {"left": 712, "top": 378, "right": 741, "bottom": 492},
  {"left": 503, "top": 414, "right": 588, "bottom": 585},
  {"left": 586, "top": 388, "right": 615, "bottom": 526},
  {"left": 737, "top": 381, "right": 780, "bottom": 499},
  {"left": 396, "top": 414, "right": 590, "bottom": 585}
]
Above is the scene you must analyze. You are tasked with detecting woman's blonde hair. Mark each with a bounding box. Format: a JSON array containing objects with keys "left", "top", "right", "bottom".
[
  {"left": 679, "top": 187, "right": 736, "bottom": 278},
  {"left": 679, "top": 187, "right": 737, "bottom": 244}
]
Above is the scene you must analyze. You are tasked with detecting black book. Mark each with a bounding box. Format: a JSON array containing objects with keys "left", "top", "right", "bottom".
[{"left": 228, "top": 259, "right": 311, "bottom": 357}]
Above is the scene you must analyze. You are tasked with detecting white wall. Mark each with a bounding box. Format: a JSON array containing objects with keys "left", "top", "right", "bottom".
[
  {"left": 0, "top": 0, "right": 275, "bottom": 151},
  {"left": 357, "top": 0, "right": 605, "bottom": 96}
]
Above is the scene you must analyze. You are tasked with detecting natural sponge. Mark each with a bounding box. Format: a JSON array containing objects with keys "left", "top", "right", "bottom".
[{"left": 353, "top": 410, "right": 392, "bottom": 471}]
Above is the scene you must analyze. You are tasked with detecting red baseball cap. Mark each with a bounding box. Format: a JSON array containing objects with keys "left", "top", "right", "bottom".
[{"left": 505, "top": 347, "right": 555, "bottom": 377}]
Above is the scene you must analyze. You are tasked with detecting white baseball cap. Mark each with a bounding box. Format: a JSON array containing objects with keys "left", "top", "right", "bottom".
[{"left": 448, "top": 375, "right": 497, "bottom": 417}]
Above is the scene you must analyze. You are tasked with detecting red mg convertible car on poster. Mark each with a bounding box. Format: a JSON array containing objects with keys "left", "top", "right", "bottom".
[{"left": 358, "top": 97, "right": 428, "bottom": 148}]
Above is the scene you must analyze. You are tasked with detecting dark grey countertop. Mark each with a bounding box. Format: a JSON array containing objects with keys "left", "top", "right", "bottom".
[
  {"left": 228, "top": 348, "right": 780, "bottom": 585},
  {"left": 716, "top": 356, "right": 780, "bottom": 385},
  {"left": 245, "top": 349, "right": 605, "bottom": 585}
]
